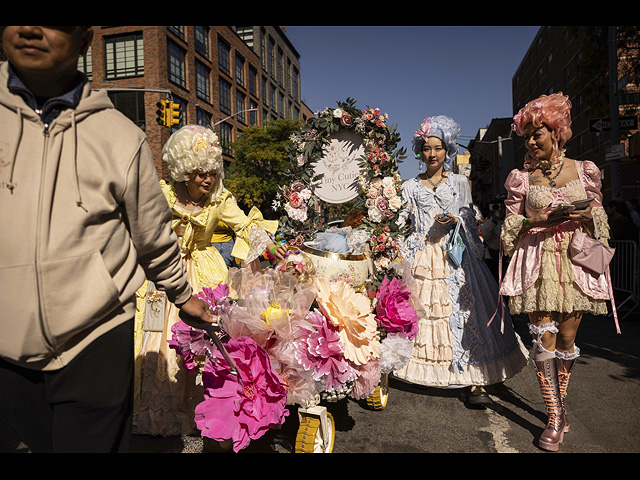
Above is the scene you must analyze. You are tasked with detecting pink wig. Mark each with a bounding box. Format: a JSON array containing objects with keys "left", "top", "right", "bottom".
[{"left": 512, "top": 92, "right": 573, "bottom": 167}]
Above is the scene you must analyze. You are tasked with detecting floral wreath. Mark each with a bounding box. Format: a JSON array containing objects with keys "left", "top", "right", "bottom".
[{"left": 273, "top": 98, "right": 409, "bottom": 288}]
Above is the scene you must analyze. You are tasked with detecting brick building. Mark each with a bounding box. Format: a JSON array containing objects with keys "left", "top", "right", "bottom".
[
  {"left": 511, "top": 26, "right": 640, "bottom": 201},
  {"left": 81, "top": 26, "right": 313, "bottom": 179}
]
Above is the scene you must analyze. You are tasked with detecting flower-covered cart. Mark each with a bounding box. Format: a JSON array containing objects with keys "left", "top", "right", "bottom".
[
  {"left": 169, "top": 100, "right": 419, "bottom": 453},
  {"left": 272, "top": 99, "right": 418, "bottom": 451}
]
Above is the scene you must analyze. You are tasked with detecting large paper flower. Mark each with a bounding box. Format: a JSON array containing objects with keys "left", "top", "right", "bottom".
[
  {"left": 195, "top": 336, "right": 289, "bottom": 453},
  {"left": 375, "top": 276, "right": 419, "bottom": 340},
  {"left": 168, "top": 319, "right": 215, "bottom": 372},
  {"left": 314, "top": 277, "right": 380, "bottom": 366},
  {"left": 379, "top": 332, "right": 414, "bottom": 374},
  {"left": 294, "top": 309, "right": 358, "bottom": 392},
  {"left": 350, "top": 358, "right": 381, "bottom": 400},
  {"left": 194, "top": 283, "right": 230, "bottom": 309}
]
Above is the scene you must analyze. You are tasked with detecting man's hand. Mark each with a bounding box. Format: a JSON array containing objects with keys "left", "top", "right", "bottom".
[{"left": 177, "top": 296, "right": 216, "bottom": 330}]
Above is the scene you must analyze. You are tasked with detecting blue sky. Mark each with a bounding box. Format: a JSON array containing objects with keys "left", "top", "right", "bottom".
[{"left": 284, "top": 25, "right": 540, "bottom": 179}]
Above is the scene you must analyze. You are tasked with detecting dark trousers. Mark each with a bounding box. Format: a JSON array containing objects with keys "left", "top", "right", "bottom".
[{"left": 0, "top": 319, "right": 134, "bottom": 453}]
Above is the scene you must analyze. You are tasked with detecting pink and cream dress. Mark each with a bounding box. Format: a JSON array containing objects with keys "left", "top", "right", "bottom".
[{"left": 499, "top": 160, "right": 611, "bottom": 316}]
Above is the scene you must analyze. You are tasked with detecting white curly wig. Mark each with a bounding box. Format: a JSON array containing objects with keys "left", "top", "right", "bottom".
[{"left": 162, "top": 124, "right": 225, "bottom": 197}]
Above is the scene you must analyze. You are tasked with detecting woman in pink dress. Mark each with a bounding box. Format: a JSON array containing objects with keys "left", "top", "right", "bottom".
[{"left": 500, "top": 93, "right": 617, "bottom": 451}]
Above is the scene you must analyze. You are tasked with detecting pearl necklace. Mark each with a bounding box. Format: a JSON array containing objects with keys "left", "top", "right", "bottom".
[
  {"left": 185, "top": 185, "right": 206, "bottom": 206},
  {"left": 424, "top": 172, "right": 447, "bottom": 191},
  {"left": 530, "top": 152, "right": 566, "bottom": 188},
  {"left": 544, "top": 157, "right": 565, "bottom": 188}
]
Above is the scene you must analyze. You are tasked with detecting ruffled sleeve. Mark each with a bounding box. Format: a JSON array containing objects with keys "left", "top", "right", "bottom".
[
  {"left": 503, "top": 169, "right": 528, "bottom": 217},
  {"left": 501, "top": 169, "right": 528, "bottom": 256},
  {"left": 579, "top": 160, "right": 610, "bottom": 245},
  {"left": 580, "top": 160, "right": 604, "bottom": 207}
]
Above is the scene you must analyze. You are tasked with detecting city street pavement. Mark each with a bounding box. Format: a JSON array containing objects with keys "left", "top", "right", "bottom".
[{"left": 2, "top": 312, "right": 639, "bottom": 454}]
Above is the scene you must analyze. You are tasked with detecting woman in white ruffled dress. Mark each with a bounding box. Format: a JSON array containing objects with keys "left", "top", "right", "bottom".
[{"left": 393, "top": 115, "right": 528, "bottom": 404}]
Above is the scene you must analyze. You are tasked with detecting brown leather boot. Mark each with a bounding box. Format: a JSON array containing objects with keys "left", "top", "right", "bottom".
[{"left": 534, "top": 357, "right": 567, "bottom": 451}]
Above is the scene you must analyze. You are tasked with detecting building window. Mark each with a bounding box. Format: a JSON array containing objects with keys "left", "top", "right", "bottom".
[
  {"left": 249, "top": 100, "right": 258, "bottom": 125},
  {"left": 219, "top": 78, "right": 231, "bottom": 115},
  {"left": 268, "top": 37, "right": 275, "bottom": 77},
  {"left": 168, "top": 26, "right": 185, "bottom": 39},
  {"left": 236, "top": 91, "right": 246, "bottom": 123},
  {"left": 108, "top": 91, "right": 146, "bottom": 130},
  {"left": 236, "top": 26, "right": 254, "bottom": 48},
  {"left": 78, "top": 46, "right": 93, "bottom": 79},
  {"left": 292, "top": 67, "right": 299, "bottom": 102},
  {"left": 249, "top": 66, "right": 257, "bottom": 97},
  {"left": 105, "top": 33, "right": 144, "bottom": 80},
  {"left": 270, "top": 84, "right": 276, "bottom": 112},
  {"left": 262, "top": 76, "right": 268, "bottom": 107},
  {"left": 195, "top": 26, "right": 210, "bottom": 58},
  {"left": 167, "top": 40, "right": 186, "bottom": 88},
  {"left": 196, "top": 107, "right": 211, "bottom": 128},
  {"left": 219, "top": 122, "right": 233, "bottom": 156},
  {"left": 195, "top": 61, "right": 211, "bottom": 102},
  {"left": 218, "top": 37, "right": 231, "bottom": 76},
  {"left": 236, "top": 53, "right": 245, "bottom": 87}
]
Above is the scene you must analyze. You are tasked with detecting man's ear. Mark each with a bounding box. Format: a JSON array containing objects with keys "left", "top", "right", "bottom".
[{"left": 79, "top": 27, "right": 94, "bottom": 57}]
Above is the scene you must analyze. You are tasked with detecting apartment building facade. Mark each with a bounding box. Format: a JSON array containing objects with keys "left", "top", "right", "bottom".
[
  {"left": 81, "top": 26, "right": 313, "bottom": 179},
  {"left": 511, "top": 25, "right": 640, "bottom": 201}
]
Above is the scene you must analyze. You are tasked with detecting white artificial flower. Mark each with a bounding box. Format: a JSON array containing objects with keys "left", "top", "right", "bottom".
[
  {"left": 388, "top": 195, "right": 402, "bottom": 212},
  {"left": 368, "top": 206, "right": 383, "bottom": 223}
]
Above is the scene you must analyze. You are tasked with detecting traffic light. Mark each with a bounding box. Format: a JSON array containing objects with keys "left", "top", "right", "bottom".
[
  {"left": 167, "top": 101, "right": 181, "bottom": 127},
  {"left": 156, "top": 100, "right": 169, "bottom": 126}
]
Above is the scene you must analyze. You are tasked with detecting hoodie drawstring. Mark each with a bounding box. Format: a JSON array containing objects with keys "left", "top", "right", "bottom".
[
  {"left": 70, "top": 112, "right": 86, "bottom": 211},
  {"left": 6, "top": 107, "right": 24, "bottom": 194}
]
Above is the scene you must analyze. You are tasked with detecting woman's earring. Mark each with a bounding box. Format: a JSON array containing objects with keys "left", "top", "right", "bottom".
[{"left": 419, "top": 159, "right": 425, "bottom": 173}]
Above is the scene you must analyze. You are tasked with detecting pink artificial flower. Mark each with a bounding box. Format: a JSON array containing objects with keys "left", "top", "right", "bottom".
[
  {"left": 350, "top": 358, "right": 381, "bottom": 400},
  {"left": 289, "top": 191, "right": 303, "bottom": 208},
  {"left": 194, "top": 283, "right": 230, "bottom": 309},
  {"left": 294, "top": 309, "right": 358, "bottom": 392},
  {"left": 168, "top": 319, "right": 215, "bottom": 371},
  {"left": 375, "top": 276, "right": 419, "bottom": 340},
  {"left": 195, "top": 336, "right": 289, "bottom": 453},
  {"left": 291, "top": 181, "right": 305, "bottom": 192}
]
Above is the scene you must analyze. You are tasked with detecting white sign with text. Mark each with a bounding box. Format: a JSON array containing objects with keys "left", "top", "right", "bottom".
[{"left": 314, "top": 130, "right": 364, "bottom": 204}]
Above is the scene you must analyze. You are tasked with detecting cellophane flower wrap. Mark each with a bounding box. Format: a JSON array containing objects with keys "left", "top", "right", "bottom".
[{"left": 194, "top": 336, "right": 289, "bottom": 453}]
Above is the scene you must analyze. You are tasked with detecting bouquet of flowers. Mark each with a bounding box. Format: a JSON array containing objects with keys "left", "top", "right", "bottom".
[
  {"left": 168, "top": 257, "right": 386, "bottom": 450},
  {"left": 168, "top": 284, "right": 290, "bottom": 453}
]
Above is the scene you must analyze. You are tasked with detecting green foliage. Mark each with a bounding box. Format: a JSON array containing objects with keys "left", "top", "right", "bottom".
[{"left": 225, "top": 118, "right": 303, "bottom": 219}]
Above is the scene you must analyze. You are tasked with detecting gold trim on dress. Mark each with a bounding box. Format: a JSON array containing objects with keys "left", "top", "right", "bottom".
[{"left": 301, "top": 245, "right": 367, "bottom": 261}]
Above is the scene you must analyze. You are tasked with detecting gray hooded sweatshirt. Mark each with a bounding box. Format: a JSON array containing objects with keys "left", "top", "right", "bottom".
[{"left": 0, "top": 62, "right": 192, "bottom": 370}]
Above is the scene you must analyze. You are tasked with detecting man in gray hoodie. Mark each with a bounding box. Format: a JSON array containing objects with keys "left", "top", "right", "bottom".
[{"left": 0, "top": 26, "right": 215, "bottom": 452}]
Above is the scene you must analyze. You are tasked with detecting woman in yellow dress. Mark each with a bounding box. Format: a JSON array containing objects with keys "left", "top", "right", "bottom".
[{"left": 134, "top": 125, "right": 286, "bottom": 436}]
